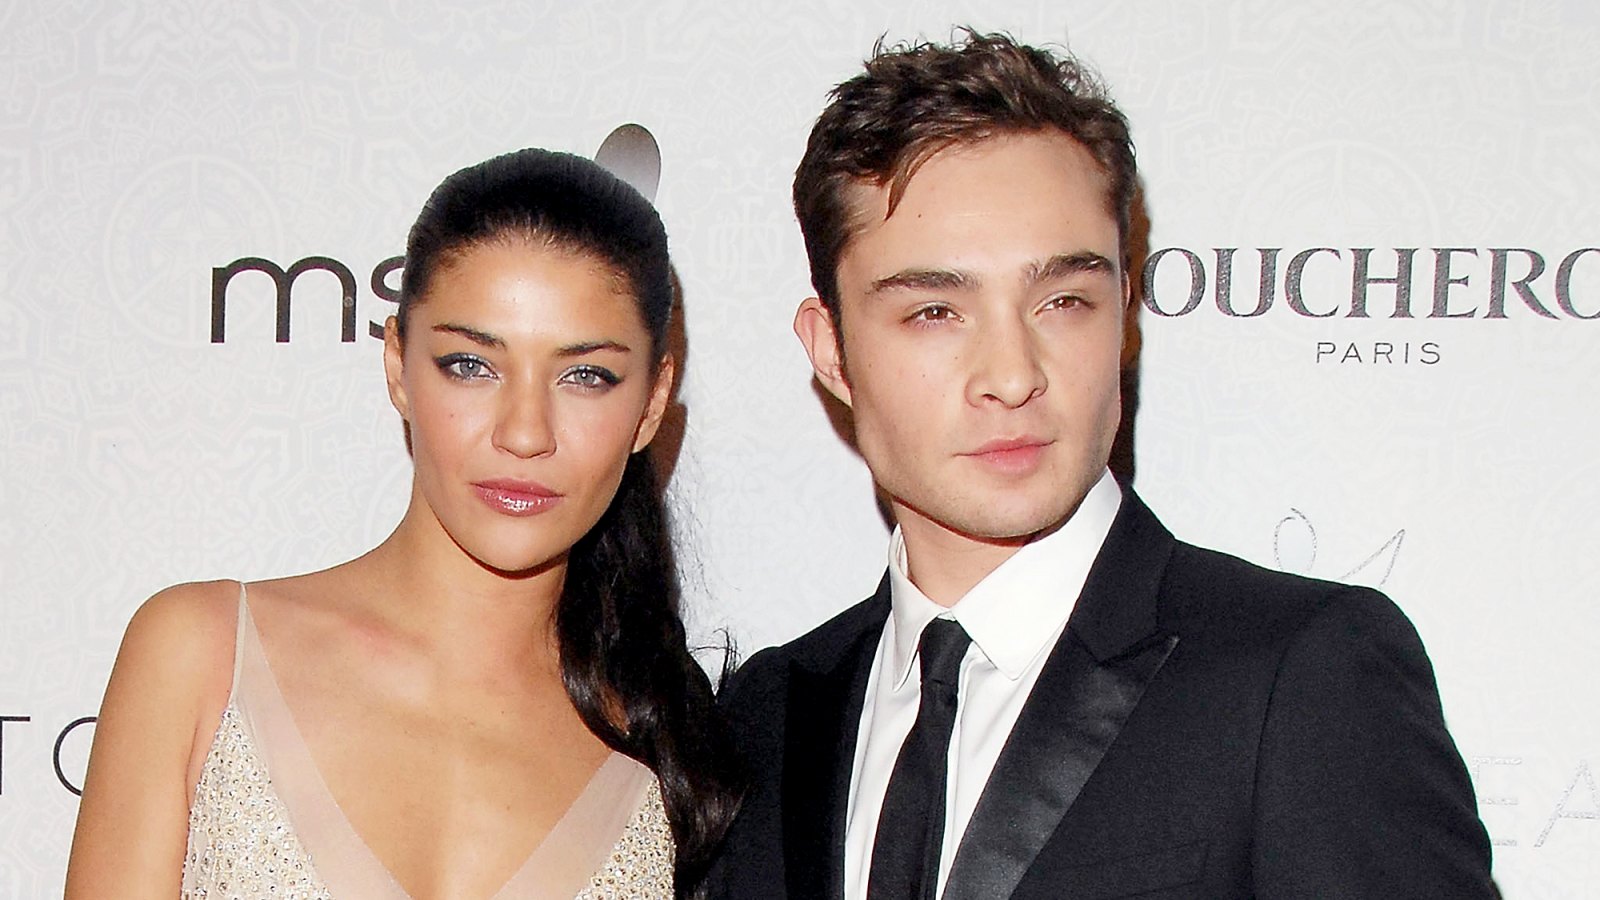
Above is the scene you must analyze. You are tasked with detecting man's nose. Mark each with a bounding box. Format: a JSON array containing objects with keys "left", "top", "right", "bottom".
[{"left": 965, "top": 314, "right": 1047, "bottom": 409}]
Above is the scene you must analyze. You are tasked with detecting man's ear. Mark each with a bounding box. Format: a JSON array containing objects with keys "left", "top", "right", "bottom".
[
  {"left": 382, "top": 316, "right": 410, "bottom": 420},
  {"left": 632, "top": 354, "right": 676, "bottom": 453},
  {"left": 1118, "top": 268, "right": 1140, "bottom": 368},
  {"left": 794, "top": 297, "right": 851, "bottom": 407}
]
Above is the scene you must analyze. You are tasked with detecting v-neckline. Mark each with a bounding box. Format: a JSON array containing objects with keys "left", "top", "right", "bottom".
[{"left": 230, "top": 587, "right": 653, "bottom": 899}]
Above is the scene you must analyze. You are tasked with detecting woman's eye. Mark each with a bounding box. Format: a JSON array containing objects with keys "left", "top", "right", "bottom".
[
  {"left": 436, "top": 354, "right": 491, "bottom": 380},
  {"left": 561, "top": 366, "right": 621, "bottom": 390}
]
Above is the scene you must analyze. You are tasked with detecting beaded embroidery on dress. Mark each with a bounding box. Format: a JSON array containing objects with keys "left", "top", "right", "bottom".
[{"left": 180, "top": 586, "right": 673, "bottom": 899}]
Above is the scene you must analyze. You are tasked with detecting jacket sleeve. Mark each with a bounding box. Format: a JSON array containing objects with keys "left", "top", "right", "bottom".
[
  {"left": 1250, "top": 587, "right": 1495, "bottom": 898},
  {"left": 706, "top": 645, "right": 789, "bottom": 900}
]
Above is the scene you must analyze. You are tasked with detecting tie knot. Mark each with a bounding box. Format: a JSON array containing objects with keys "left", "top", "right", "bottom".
[{"left": 917, "top": 617, "right": 971, "bottom": 692}]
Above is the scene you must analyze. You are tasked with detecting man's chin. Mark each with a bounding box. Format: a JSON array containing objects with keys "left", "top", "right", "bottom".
[
  {"left": 927, "top": 507, "right": 1075, "bottom": 547},
  {"left": 887, "top": 485, "right": 1087, "bottom": 546},
  {"left": 951, "top": 493, "right": 1094, "bottom": 543}
]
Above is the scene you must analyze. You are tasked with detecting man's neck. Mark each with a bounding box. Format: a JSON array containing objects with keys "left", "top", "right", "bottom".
[{"left": 895, "top": 513, "right": 1035, "bottom": 607}]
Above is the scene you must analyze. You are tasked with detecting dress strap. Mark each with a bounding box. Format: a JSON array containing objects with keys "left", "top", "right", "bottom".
[
  {"left": 491, "top": 753, "right": 657, "bottom": 900},
  {"left": 229, "top": 582, "right": 249, "bottom": 705}
]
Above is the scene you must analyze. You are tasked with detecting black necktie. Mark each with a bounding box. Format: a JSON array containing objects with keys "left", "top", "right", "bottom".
[{"left": 867, "top": 617, "right": 973, "bottom": 900}]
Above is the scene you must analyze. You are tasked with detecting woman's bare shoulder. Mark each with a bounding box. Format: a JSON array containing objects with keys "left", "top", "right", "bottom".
[
  {"left": 65, "top": 582, "right": 243, "bottom": 897},
  {"left": 244, "top": 561, "right": 388, "bottom": 630},
  {"left": 110, "top": 580, "right": 243, "bottom": 725},
  {"left": 131, "top": 578, "right": 242, "bottom": 624},
  {"left": 121, "top": 580, "right": 241, "bottom": 675}
]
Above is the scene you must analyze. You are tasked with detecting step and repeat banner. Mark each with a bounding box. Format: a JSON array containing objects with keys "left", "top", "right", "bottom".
[{"left": 2, "top": 1, "right": 1596, "bottom": 895}]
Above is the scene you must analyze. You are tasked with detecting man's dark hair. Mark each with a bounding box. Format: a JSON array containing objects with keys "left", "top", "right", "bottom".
[{"left": 793, "top": 30, "right": 1137, "bottom": 326}]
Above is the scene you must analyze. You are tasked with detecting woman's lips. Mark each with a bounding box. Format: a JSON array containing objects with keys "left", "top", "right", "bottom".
[
  {"left": 472, "top": 480, "right": 563, "bottom": 516},
  {"left": 964, "top": 438, "right": 1052, "bottom": 474}
]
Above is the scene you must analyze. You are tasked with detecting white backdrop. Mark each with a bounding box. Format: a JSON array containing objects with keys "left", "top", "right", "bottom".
[{"left": 3, "top": 1, "right": 1597, "bottom": 896}]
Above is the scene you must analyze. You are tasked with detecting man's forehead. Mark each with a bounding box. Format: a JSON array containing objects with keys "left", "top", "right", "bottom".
[
  {"left": 837, "top": 131, "right": 1116, "bottom": 236},
  {"left": 833, "top": 136, "right": 1122, "bottom": 285}
]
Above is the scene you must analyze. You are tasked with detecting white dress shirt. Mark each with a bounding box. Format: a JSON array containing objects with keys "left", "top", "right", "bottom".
[{"left": 842, "top": 470, "right": 1122, "bottom": 900}]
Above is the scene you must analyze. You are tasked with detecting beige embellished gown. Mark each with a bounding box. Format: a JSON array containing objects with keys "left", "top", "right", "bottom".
[{"left": 180, "top": 587, "right": 674, "bottom": 899}]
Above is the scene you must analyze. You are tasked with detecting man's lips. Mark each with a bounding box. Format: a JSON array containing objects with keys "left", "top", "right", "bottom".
[
  {"left": 962, "top": 438, "right": 1053, "bottom": 473},
  {"left": 472, "top": 479, "right": 563, "bottom": 516}
]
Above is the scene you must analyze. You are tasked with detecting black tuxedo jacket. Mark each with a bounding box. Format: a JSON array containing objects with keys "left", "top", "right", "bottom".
[{"left": 711, "top": 489, "right": 1493, "bottom": 899}]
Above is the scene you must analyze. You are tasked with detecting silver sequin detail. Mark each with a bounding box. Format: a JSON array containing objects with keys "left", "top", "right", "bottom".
[
  {"left": 576, "top": 780, "right": 674, "bottom": 899},
  {"left": 181, "top": 704, "right": 675, "bottom": 898},
  {"left": 182, "top": 706, "right": 333, "bottom": 898}
]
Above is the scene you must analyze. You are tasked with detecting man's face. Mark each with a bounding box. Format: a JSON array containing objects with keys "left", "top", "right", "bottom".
[{"left": 797, "top": 130, "right": 1127, "bottom": 548}]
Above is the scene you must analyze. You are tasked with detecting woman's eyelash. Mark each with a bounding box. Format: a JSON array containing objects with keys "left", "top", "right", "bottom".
[
  {"left": 563, "top": 366, "right": 622, "bottom": 388},
  {"left": 434, "top": 353, "right": 491, "bottom": 380},
  {"left": 431, "top": 356, "right": 621, "bottom": 389}
]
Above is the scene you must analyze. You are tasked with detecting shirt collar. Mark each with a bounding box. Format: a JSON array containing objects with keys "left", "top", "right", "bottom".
[{"left": 886, "top": 469, "right": 1122, "bottom": 687}]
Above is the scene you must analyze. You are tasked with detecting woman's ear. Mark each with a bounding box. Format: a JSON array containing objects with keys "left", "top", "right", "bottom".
[
  {"left": 382, "top": 316, "right": 410, "bottom": 420},
  {"left": 794, "top": 297, "right": 851, "bottom": 407},
  {"left": 632, "top": 354, "right": 676, "bottom": 452}
]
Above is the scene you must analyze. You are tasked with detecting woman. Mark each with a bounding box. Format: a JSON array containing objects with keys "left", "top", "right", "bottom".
[{"left": 65, "top": 149, "right": 738, "bottom": 898}]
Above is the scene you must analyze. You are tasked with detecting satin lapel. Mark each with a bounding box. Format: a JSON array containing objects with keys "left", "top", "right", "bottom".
[
  {"left": 941, "top": 633, "right": 1178, "bottom": 900},
  {"left": 782, "top": 585, "right": 888, "bottom": 900},
  {"left": 942, "top": 489, "right": 1180, "bottom": 900}
]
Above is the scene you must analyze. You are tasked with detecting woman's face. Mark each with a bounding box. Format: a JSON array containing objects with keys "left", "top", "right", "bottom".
[{"left": 383, "top": 239, "right": 672, "bottom": 575}]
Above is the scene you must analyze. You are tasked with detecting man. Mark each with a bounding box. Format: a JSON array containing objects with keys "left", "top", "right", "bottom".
[{"left": 712, "top": 31, "right": 1494, "bottom": 900}]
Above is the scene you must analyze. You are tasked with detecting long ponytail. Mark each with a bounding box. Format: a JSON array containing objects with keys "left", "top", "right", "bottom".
[{"left": 557, "top": 452, "right": 738, "bottom": 894}]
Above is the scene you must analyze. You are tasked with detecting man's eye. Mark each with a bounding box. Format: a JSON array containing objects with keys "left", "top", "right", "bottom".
[
  {"left": 1043, "top": 294, "right": 1086, "bottom": 311},
  {"left": 909, "top": 304, "right": 956, "bottom": 323},
  {"left": 435, "top": 354, "right": 491, "bottom": 380}
]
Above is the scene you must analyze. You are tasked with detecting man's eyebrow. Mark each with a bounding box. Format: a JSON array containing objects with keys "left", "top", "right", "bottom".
[
  {"left": 433, "top": 323, "right": 504, "bottom": 348},
  {"left": 868, "top": 254, "right": 1117, "bottom": 296},
  {"left": 1027, "top": 252, "right": 1118, "bottom": 284},
  {"left": 556, "top": 340, "right": 632, "bottom": 357},
  {"left": 870, "top": 268, "right": 976, "bottom": 294}
]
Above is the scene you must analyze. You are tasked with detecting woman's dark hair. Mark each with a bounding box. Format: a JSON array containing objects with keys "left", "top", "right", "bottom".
[{"left": 398, "top": 148, "right": 738, "bottom": 894}]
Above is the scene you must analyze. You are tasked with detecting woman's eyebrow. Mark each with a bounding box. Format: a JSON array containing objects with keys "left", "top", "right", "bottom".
[
  {"left": 556, "top": 340, "right": 632, "bottom": 357},
  {"left": 432, "top": 322, "right": 503, "bottom": 348},
  {"left": 432, "top": 325, "right": 631, "bottom": 357}
]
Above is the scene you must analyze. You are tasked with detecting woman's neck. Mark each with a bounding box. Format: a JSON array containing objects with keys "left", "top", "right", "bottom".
[{"left": 353, "top": 507, "right": 568, "bottom": 679}]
